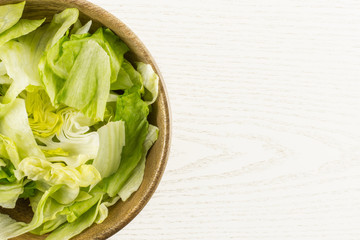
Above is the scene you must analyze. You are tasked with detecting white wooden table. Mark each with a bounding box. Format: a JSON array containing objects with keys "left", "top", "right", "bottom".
[{"left": 88, "top": 0, "right": 360, "bottom": 239}]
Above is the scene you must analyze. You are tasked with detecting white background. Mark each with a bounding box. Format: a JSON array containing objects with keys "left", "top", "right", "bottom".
[{"left": 88, "top": 0, "right": 360, "bottom": 239}]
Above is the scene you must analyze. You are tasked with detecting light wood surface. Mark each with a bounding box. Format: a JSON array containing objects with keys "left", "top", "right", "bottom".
[{"left": 87, "top": 0, "right": 360, "bottom": 239}]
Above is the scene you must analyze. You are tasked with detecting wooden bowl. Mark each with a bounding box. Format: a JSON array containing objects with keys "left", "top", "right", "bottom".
[{"left": 0, "top": 0, "right": 171, "bottom": 239}]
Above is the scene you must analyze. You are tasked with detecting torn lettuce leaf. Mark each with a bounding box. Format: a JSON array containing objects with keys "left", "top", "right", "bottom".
[
  {"left": 119, "top": 124, "right": 158, "bottom": 201},
  {"left": 0, "top": 185, "right": 61, "bottom": 239},
  {"left": 0, "top": 18, "right": 45, "bottom": 103},
  {"left": 92, "top": 120, "right": 125, "bottom": 178},
  {"left": 0, "top": 18, "right": 45, "bottom": 47},
  {"left": 17, "top": 157, "right": 101, "bottom": 189},
  {"left": 137, "top": 62, "right": 159, "bottom": 105},
  {"left": 46, "top": 195, "right": 102, "bottom": 240},
  {"left": 99, "top": 91, "right": 149, "bottom": 197},
  {"left": 74, "top": 20, "right": 92, "bottom": 35},
  {"left": 55, "top": 39, "right": 111, "bottom": 121},
  {"left": 37, "top": 109, "right": 99, "bottom": 167},
  {"left": 0, "top": 133, "right": 20, "bottom": 169},
  {"left": 0, "top": 158, "right": 24, "bottom": 208},
  {"left": 41, "top": 27, "right": 129, "bottom": 120},
  {"left": 0, "top": 98, "right": 44, "bottom": 160},
  {"left": 25, "top": 89, "right": 63, "bottom": 138},
  {"left": 0, "top": 1, "right": 25, "bottom": 34},
  {"left": 110, "top": 59, "right": 141, "bottom": 91},
  {"left": 0, "top": 8, "right": 78, "bottom": 105},
  {"left": 0, "top": 180, "right": 24, "bottom": 208}
]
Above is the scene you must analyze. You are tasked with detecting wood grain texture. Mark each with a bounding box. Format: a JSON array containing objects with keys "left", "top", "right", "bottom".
[{"left": 93, "top": 0, "right": 360, "bottom": 239}]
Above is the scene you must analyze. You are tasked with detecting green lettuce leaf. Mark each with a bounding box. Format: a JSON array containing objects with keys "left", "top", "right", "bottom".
[
  {"left": 0, "top": 1, "right": 25, "bottom": 34},
  {"left": 0, "top": 133, "right": 20, "bottom": 169},
  {"left": 41, "top": 27, "right": 129, "bottom": 105},
  {"left": 46, "top": 194, "right": 103, "bottom": 240},
  {"left": 0, "top": 98, "right": 44, "bottom": 160},
  {"left": 119, "top": 124, "right": 158, "bottom": 201},
  {"left": 50, "top": 185, "right": 80, "bottom": 205},
  {"left": 73, "top": 20, "right": 92, "bottom": 35},
  {"left": 110, "top": 59, "right": 141, "bottom": 91},
  {"left": 0, "top": 8, "right": 78, "bottom": 105},
  {"left": 99, "top": 91, "right": 149, "bottom": 197},
  {"left": 92, "top": 120, "right": 125, "bottom": 178},
  {"left": 55, "top": 39, "right": 111, "bottom": 121},
  {"left": 61, "top": 190, "right": 103, "bottom": 223},
  {"left": 0, "top": 158, "right": 24, "bottom": 208},
  {"left": 137, "top": 62, "right": 159, "bottom": 104},
  {"left": 37, "top": 108, "right": 99, "bottom": 167},
  {"left": 65, "top": 27, "right": 129, "bottom": 84},
  {"left": 94, "top": 195, "right": 120, "bottom": 224},
  {"left": 0, "top": 18, "right": 45, "bottom": 47},
  {"left": 17, "top": 157, "right": 101, "bottom": 189},
  {"left": 0, "top": 184, "right": 61, "bottom": 239},
  {"left": 18, "top": 181, "right": 36, "bottom": 199},
  {"left": 0, "top": 180, "right": 24, "bottom": 208},
  {"left": 0, "top": 158, "right": 5, "bottom": 167},
  {"left": 0, "top": 18, "right": 45, "bottom": 103},
  {"left": 39, "top": 8, "right": 79, "bottom": 52},
  {"left": 41, "top": 27, "right": 129, "bottom": 121},
  {"left": 0, "top": 158, "right": 16, "bottom": 183},
  {"left": 25, "top": 89, "right": 63, "bottom": 138}
]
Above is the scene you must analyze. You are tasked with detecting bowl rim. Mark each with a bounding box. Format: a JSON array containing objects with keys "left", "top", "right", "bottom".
[{"left": 0, "top": 0, "right": 172, "bottom": 239}]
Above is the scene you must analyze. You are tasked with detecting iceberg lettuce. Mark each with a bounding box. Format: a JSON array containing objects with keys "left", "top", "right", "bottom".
[{"left": 0, "top": 2, "right": 160, "bottom": 239}]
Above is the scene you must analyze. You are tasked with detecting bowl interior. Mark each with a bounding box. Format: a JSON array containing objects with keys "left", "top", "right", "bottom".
[{"left": 0, "top": 0, "right": 171, "bottom": 239}]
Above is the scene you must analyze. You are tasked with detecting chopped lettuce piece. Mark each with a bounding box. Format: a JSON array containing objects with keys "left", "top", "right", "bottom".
[
  {"left": 0, "top": 8, "right": 78, "bottom": 105},
  {"left": 0, "top": 18, "right": 45, "bottom": 103},
  {"left": 0, "top": 185, "right": 61, "bottom": 239},
  {"left": 41, "top": 27, "right": 129, "bottom": 120},
  {"left": 0, "top": 133, "right": 20, "bottom": 169},
  {"left": 0, "top": 98, "right": 44, "bottom": 160},
  {"left": 92, "top": 120, "right": 125, "bottom": 178},
  {"left": 61, "top": 191, "right": 103, "bottom": 223},
  {"left": 0, "top": 180, "right": 23, "bottom": 208},
  {"left": 41, "top": 8, "right": 79, "bottom": 52},
  {"left": 94, "top": 195, "right": 120, "bottom": 224},
  {"left": 99, "top": 91, "right": 149, "bottom": 197},
  {"left": 119, "top": 124, "right": 158, "bottom": 201},
  {"left": 50, "top": 185, "right": 80, "bottom": 205},
  {"left": 55, "top": 39, "right": 111, "bottom": 121},
  {"left": 0, "top": 159, "right": 16, "bottom": 183},
  {"left": 17, "top": 157, "right": 101, "bottom": 189},
  {"left": 74, "top": 20, "right": 92, "bottom": 35},
  {"left": 37, "top": 109, "right": 99, "bottom": 167},
  {"left": 137, "top": 62, "right": 159, "bottom": 104},
  {"left": 110, "top": 59, "right": 141, "bottom": 90},
  {"left": 0, "top": 18, "right": 45, "bottom": 47},
  {"left": 25, "top": 89, "right": 63, "bottom": 138},
  {"left": 46, "top": 195, "right": 102, "bottom": 240},
  {"left": 0, "top": 1, "right": 25, "bottom": 34}
]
